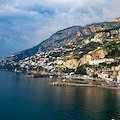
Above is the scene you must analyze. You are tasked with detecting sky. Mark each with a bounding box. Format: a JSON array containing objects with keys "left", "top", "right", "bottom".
[{"left": 0, "top": 0, "right": 120, "bottom": 59}]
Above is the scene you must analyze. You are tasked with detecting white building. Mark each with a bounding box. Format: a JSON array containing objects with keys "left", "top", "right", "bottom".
[
  {"left": 89, "top": 59, "right": 114, "bottom": 65},
  {"left": 91, "top": 38, "right": 101, "bottom": 42},
  {"left": 117, "top": 71, "right": 120, "bottom": 82}
]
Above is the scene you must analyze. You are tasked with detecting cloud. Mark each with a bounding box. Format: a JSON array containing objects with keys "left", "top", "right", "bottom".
[
  {"left": 0, "top": 0, "right": 120, "bottom": 59},
  {"left": 0, "top": 4, "right": 39, "bottom": 17}
]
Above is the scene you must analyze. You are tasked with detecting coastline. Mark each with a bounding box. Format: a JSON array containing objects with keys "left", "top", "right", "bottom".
[{"left": 1, "top": 69, "right": 120, "bottom": 90}]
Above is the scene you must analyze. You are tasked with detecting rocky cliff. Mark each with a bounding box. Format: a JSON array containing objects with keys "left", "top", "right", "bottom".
[
  {"left": 37, "top": 26, "right": 82, "bottom": 52},
  {"left": 114, "top": 17, "right": 120, "bottom": 22},
  {"left": 73, "top": 49, "right": 108, "bottom": 67}
]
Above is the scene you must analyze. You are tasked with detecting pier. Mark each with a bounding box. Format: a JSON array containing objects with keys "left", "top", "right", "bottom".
[{"left": 49, "top": 82, "right": 97, "bottom": 87}]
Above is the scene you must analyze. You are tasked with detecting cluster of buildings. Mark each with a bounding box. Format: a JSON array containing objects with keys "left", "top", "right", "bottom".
[
  {"left": 1, "top": 34, "right": 120, "bottom": 84},
  {"left": 18, "top": 52, "right": 56, "bottom": 73},
  {"left": 15, "top": 47, "right": 75, "bottom": 73},
  {"left": 87, "top": 60, "right": 120, "bottom": 82}
]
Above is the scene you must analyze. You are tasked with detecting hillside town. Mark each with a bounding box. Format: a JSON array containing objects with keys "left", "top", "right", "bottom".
[
  {"left": 0, "top": 18, "right": 120, "bottom": 88},
  {"left": 1, "top": 37, "right": 120, "bottom": 86}
]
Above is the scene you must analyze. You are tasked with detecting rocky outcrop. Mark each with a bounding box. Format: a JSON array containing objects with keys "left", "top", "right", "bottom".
[
  {"left": 92, "top": 50, "right": 108, "bottom": 59},
  {"left": 76, "top": 25, "right": 103, "bottom": 38},
  {"left": 114, "top": 17, "right": 120, "bottom": 22},
  {"left": 94, "top": 27, "right": 120, "bottom": 39},
  {"left": 67, "top": 22, "right": 120, "bottom": 45},
  {"left": 77, "top": 50, "right": 107, "bottom": 66},
  {"left": 77, "top": 55, "right": 92, "bottom": 66},
  {"left": 63, "top": 59, "right": 78, "bottom": 69}
]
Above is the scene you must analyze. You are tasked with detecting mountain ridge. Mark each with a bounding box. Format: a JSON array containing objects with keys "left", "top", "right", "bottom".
[
  {"left": 2, "top": 18, "right": 120, "bottom": 64},
  {"left": 2, "top": 26, "right": 82, "bottom": 63},
  {"left": 0, "top": 17, "right": 120, "bottom": 78}
]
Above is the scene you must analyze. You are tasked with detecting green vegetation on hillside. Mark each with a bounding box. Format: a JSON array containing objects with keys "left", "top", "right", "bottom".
[
  {"left": 82, "top": 42, "right": 102, "bottom": 54},
  {"left": 75, "top": 65, "right": 87, "bottom": 75}
]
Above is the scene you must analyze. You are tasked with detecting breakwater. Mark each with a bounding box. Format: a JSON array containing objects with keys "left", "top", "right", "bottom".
[{"left": 49, "top": 82, "right": 97, "bottom": 87}]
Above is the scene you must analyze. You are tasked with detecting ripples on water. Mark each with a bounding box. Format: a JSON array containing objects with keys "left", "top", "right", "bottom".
[{"left": 0, "top": 71, "right": 120, "bottom": 120}]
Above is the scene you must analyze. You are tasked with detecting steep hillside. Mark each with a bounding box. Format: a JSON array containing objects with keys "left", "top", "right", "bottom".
[
  {"left": 1, "top": 17, "right": 120, "bottom": 76},
  {"left": 37, "top": 26, "right": 82, "bottom": 52},
  {"left": 2, "top": 26, "right": 82, "bottom": 63},
  {"left": 2, "top": 18, "right": 120, "bottom": 65},
  {"left": 65, "top": 22, "right": 120, "bottom": 46},
  {"left": 6, "top": 23, "right": 119, "bottom": 75},
  {"left": 61, "top": 24, "right": 120, "bottom": 68}
]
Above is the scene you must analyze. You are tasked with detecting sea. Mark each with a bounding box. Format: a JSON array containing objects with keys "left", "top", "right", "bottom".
[{"left": 0, "top": 70, "right": 120, "bottom": 120}]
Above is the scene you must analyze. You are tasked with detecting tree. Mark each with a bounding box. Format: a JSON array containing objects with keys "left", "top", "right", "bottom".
[
  {"left": 92, "top": 74, "right": 98, "bottom": 78},
  {"left": 75, "top": 65, "right": 87, "bottom": 75}
]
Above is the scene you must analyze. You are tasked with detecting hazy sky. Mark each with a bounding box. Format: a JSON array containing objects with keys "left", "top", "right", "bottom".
[{"left": 0, "top": 0, "right": 120, "bottom": 59}]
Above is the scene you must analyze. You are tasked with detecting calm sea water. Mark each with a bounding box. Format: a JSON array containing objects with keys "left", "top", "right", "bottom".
[{"left": 0, "top": 71, "right": 120, "bottom": 120}]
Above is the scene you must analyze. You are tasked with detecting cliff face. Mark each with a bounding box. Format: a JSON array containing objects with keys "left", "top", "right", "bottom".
[
  {"left": 92, "top": 50, "right": 108, "bottom": 59},
  {"left": 78, "top": 55, "right": 92, "bottom": 66},
  {"left": 77, "top": 50, "right": 108, "bottom": 66},
  {"left": 67, "top": 22, "right": 120, "bottom": 45},
  {"left": 76, "top": 24, "right": 103, "bottom": 40},
  {"left": 94, "top": 26, "right": 120, "bottom": 39},
  {"left": 38, "top": 26, "right": 82, "bottom": 52},
  {"left": 62, "top": 59, "right": 78, "bottom": 69},
  {"left": 114, "top": 17, "right": 120, "bottom": 22}
]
